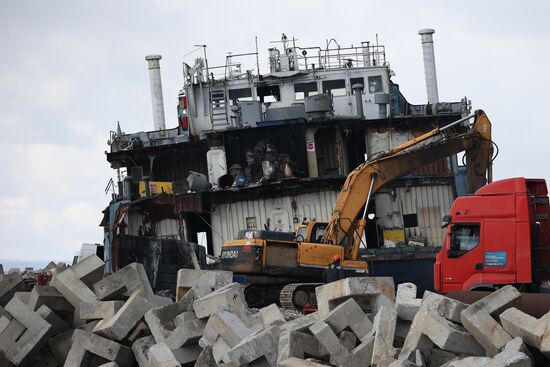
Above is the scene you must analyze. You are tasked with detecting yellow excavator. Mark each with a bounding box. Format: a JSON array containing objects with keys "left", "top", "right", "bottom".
[{"left": 220, "top": 110, "right": 494, "bottom": 308}]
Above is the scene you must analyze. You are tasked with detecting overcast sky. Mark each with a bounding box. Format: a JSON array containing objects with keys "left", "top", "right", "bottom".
[{"left": 1, "top": 1, "right": 549, "bottom": 264}]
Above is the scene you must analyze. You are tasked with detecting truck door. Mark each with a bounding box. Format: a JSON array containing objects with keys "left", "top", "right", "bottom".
[{"left": 440, "top": 222, "right": 484, "bottom": 292}]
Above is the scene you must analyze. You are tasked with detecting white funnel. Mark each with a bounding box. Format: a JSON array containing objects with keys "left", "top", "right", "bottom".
[
  {"left": 145, "top": 54, "right": 166, "bottom": 130},
  {"left": 418, "top": 29, "right": 439, "bottom": 104}
]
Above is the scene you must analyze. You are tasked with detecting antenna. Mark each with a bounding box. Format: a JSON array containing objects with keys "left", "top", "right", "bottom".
[
  {"left": 255, "top": 36, "right": 260, "bottom": 75},
  {"left": 194, "top": 44, "right": 210, "bottom": 82}
]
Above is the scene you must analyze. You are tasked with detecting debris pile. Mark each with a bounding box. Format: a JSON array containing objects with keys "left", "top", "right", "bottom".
[{"left": 0, "top": 257, "right": 545, "bottom": 366}]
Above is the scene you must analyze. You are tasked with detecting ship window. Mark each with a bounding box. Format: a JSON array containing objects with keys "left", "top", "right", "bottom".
[
  {"left": 294, "top": 82, "right": 318, "bottom": 100},
  {"left": 257, "top": 85, "right": 280, "bottom": 103},
  {"left": 450, "top": 224, "right": 480, "bottom": 254},
  {"left": 228, "top": 88, "right": 253, "bottom": 106},
  {"left": 350, "top": 77, "right": 365, "bottom": 94},
  {"left": 323, "top": 79, "right": 346, "bottom": 97},
  {"left": 368, "top": 76, "right": 383, "bottom": 93}
]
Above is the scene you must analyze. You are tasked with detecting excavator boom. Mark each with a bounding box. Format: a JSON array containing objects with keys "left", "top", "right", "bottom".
[{"left": 323, "top": 110, "right": 493, "bottom": 256}]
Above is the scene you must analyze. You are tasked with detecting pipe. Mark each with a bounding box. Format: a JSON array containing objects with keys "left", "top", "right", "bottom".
[
  {"left": 418, "top": 29, "right": 439, "bottom": 104},
  {"left": 145, "top": 55, "right": 166, "bottom": 130},
  {"left": 352, "top": 83, "right": 364, "bottom": 119},
  {"left": 305, "top": 127, "right": 319, "bottom": 177}
]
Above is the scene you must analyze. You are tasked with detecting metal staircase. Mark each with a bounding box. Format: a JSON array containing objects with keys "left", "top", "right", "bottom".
[{"left": 210, "top": 87, "right": 228, "bottom": 127}]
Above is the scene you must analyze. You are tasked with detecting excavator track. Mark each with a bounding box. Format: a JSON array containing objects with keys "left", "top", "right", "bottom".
[{"left": 280, "top": 282, "right": 323, "bottom": 310}]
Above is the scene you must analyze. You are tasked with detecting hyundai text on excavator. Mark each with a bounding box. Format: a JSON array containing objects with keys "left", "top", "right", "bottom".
[{"left": 220, "top": 110, "right": 494, "bottom": 308}]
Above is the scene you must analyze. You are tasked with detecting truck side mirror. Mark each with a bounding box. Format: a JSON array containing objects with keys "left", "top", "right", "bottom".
[{"left": 441, "top": 215, "right": 452, "bottom": 228}]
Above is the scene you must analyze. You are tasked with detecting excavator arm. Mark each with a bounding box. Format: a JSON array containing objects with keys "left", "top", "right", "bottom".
[{"left": 322, "top": 110, "right": 494, "bottom": 259}]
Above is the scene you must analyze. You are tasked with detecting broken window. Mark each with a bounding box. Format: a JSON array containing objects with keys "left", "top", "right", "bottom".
[
  {"left": 257, "top": 85, "right": 280, "bottom": 103},
  {"left": 367, "top": 75, "right": 383, "bottom": 93},
  {"left": 403, "top": 213, "right": 418, "bottom": 228},
  {"left": 322, "top": 79, "right": 346, "bottom": 97},
  {"left": 228, "top": 88, "right": 253, "bottom": 106},
  {"left": 294, "top": 82, "right": 318, "bottom": 100}
]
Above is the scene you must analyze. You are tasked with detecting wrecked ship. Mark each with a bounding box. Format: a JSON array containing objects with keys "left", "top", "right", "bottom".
[{"left": 101, "top": 29, "right": 475, "bottom": 298}]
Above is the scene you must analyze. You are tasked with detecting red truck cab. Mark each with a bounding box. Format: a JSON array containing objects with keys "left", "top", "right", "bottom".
[{"left": 435, "top": 177, "right": 550, "bottom": 293}]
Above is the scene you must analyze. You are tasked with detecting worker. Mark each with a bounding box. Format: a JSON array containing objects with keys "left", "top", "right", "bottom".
[{"left": 322, "top": 254, "right": 345, "bottom": 283}]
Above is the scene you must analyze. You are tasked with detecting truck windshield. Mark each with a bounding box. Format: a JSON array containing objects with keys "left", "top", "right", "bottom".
[{"left": 451, "top": 224, "right": 480, "bottom": 252}]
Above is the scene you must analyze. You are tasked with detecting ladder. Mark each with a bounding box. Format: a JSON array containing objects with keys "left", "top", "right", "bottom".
[{"left": 210, "top": 86, "right": 228, "bottom": 127}]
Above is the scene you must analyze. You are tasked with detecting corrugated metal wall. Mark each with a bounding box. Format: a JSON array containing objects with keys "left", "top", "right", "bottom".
[
  {"left": 396, "top": 185, "right": 454, "bottom": 246},
  {"left": 210, "top": 184, "right": 453, "bottom": 255},
  {"left": 210, "top": 190, "right": 339, "bottom": 255}
]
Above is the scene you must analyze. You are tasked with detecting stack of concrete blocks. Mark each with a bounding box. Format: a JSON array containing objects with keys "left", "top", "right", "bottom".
[{"left": 1, "top": 255, "right": 549, "bottom": 367}]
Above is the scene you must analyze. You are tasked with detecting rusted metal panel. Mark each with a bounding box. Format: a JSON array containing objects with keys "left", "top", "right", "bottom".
[
  {"left": 174, "top": 193, "right": 203, "bottom": 212},
  {"left": 396, "top": 184, "right": 454, "bottom": 246}
]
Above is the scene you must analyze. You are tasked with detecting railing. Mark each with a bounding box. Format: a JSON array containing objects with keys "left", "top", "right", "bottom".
[{"left": 295, "top": 42, "right": 386, "bottom": 70}]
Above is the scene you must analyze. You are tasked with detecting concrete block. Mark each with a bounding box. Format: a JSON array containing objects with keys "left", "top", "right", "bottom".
[
  {"left": 94, "top": 288, "right": 171, "bottom": 341},
  {"left": 94, "top": 262, "right": 154, "bottom": 300},
  {"left": 0, "top": 296, "right": 52, "bottom": 365},
  {"left": 322, "top": 298, "right": 372, "bottom": 339},
  {"left": 427, "top": 349, "right": 457, "bottom": 367},
  {"left": 144, "top": 302, "right": 203, "bottom": 349},
  {"left": 279, "top": 357, "right": 331, "bottom": 366},
  {"left": 371, "top": 305, "right": 398, "bottom": 366},
  {"left": 342, "top": 335, "right": 374, "bottom": 367},
  {"left": 338, "top": 330, "right": 358, "bottom": 351},
  {"left": 259, "top": 303, "right": 286, "bottom": 328},
  {"left": 64, "top": 329, "right": 135, "bottom": 366},
  {"left": 395, "top": 283, "right": 421, "bottom": 321},
  {"left": 127, "top": 320, "right": 151, "bottom": 343},
  {"left": 193, "top": 282, "right": 252, "bottom": 321},
  {"left": 309, "top": 321, "right": 350, "bottom": 365},
  {"left": 26, "top": 285, "right": 74, "bottom": 317},
  {"left": 228, "top": 325, "right": 280, "bottom": 366},
  {"left": 421, "top": 291, "right": 468, "bottom": 323},
  {"left": 460, "top": 285, "right": 520, "bottom": 357},
  {"left": 199, "top": 310, "right": 252, "bottom": 348},
  {"left": 315, "top": 277, "right": 395, "bottom": 318},
  {"left": 0, "top": 272, "right": 27, "bottom": 306},
  {"left": 288, "top": 331, "right": 330, "bottom": 360},
  {"left": 133, "top": 336, "right": 156, "bottom": 367},
  {"left": 212, "top": 336, "right": 232, "bottom": 363},
  {"left": 80, "top": 300, "right": 124, "bottom": 320},
  {"left": 176, "top": 269, "right": 233, "bottom": 301},
  {"left": 398, "top": 291, "right": 471, "bottom": 362},
  {"left": 147, "top": 343, "right": 180, "bottom": 367},
  {"left": 98, "top": 363, "right": 119, "bottom": 367},
  {"left": 47, "top": 329, "right": 74, "bottom": 365},
  {"left": 52, "top": 255, "right": 104, "bottom": 325},
  {"left": 444, "top": 337, "right": 531, "bottom": 367},
  {"left": 423, "top": 312, "right": 484, "bottom": 355},
  {"left": 36, "top": 304, "right": 71, "bottom": 336},
  {"left": 277, "top": 312, "right": 320, "bottom": 365},
  {"left": 171, "top": 345, "right": 202, "bottom": 366},
  {"left": 165, "top": 318, "right": 205, "bottom": 349},
  {"left": 194, "top": 345, "right": 216, "bottom": 367},
  {"left": 176, "top": 288, "right": 196, "bottom": 312},
  {"left": 500, "top": 307, "right": 550, "bottom": 356}
]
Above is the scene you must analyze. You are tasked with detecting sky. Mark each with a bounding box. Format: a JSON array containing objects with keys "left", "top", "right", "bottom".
[{"left": 0, "top": 1, "right": 549, "bottom": 265}]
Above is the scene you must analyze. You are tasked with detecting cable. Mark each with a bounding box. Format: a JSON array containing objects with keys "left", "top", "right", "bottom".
[{"left": 182, "top": 46, "right": 203, "bottom": 59}]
